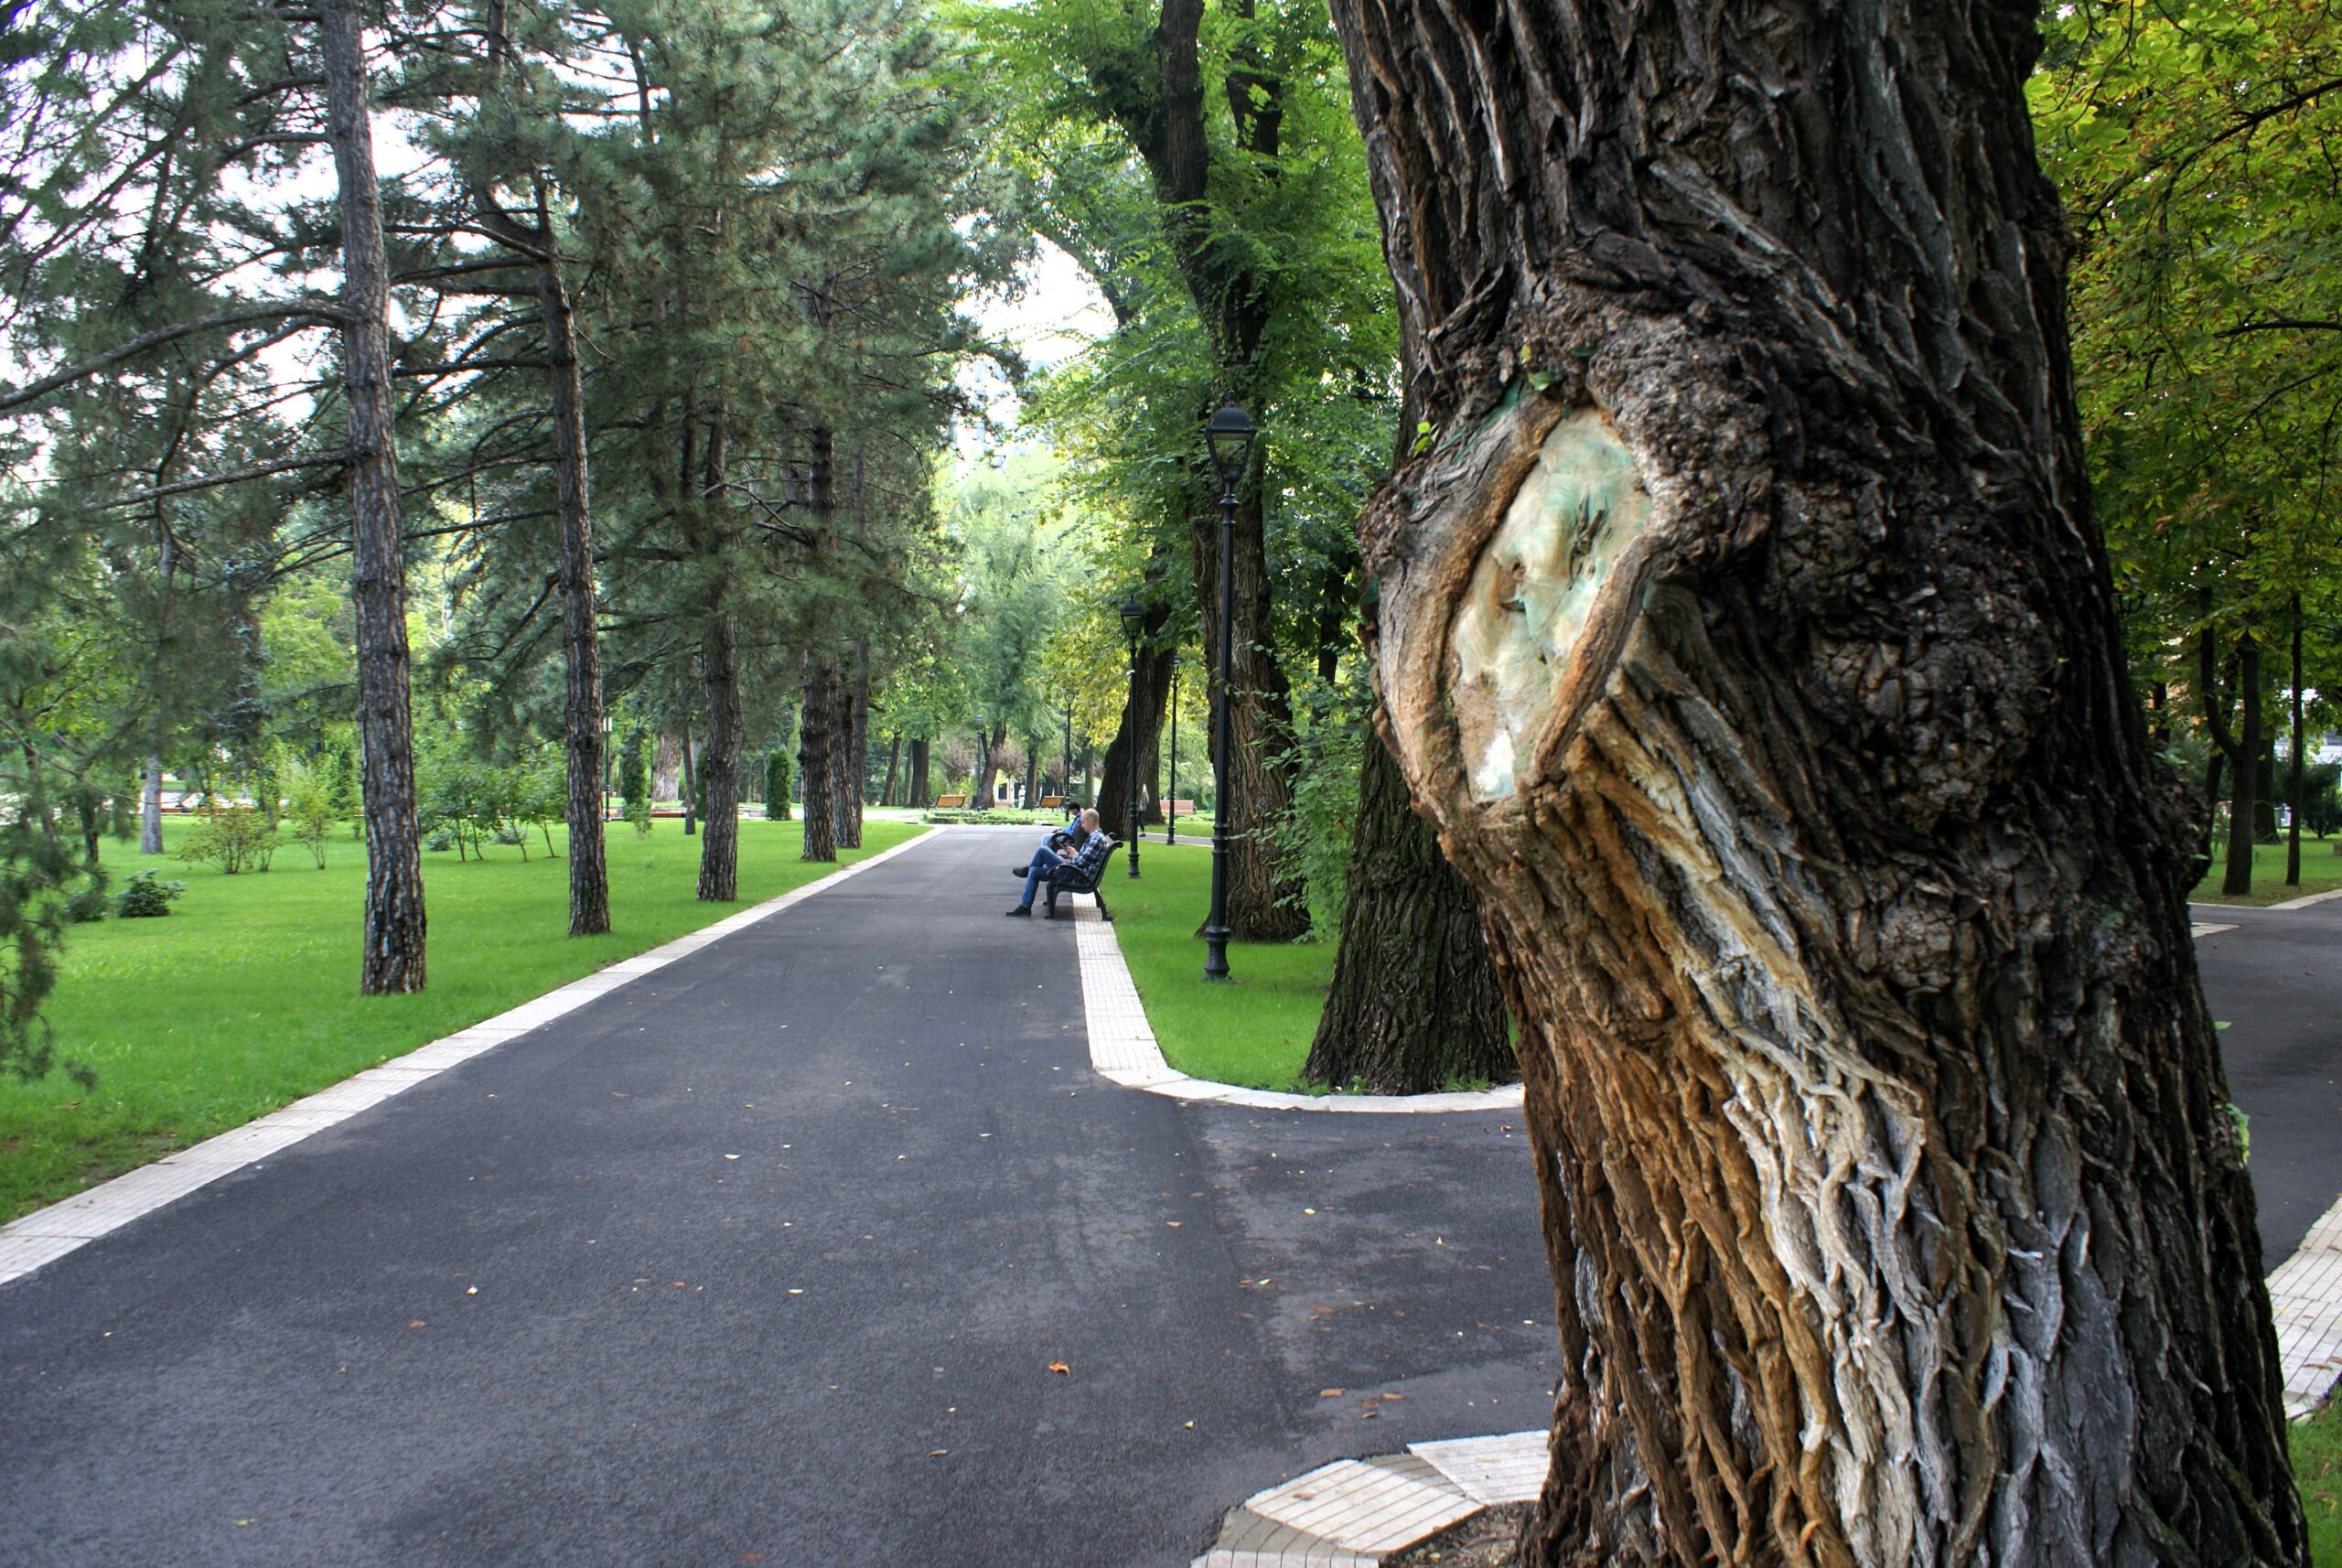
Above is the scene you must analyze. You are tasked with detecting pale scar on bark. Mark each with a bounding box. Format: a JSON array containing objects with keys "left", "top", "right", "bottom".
[{"left": 1447, "top": 409, "right": 1652, "bottom": 800}]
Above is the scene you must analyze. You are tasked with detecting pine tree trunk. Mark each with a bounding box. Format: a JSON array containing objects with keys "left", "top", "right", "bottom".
[
  {"left": 140, "top": 756, "right": 162, "bottom": 855},
  {"left": 695, "top": 615, "right": 740, "bottom": 900},
  {"left": 680, "top": 714, "right": 696, "bottom": 836},
  {"left": 1305, "top": 714, "right": 1511, "bottom": 1094},
  {"left": 537, "top": 199, "right": 608, "bottom": 936},
  {"left": 908, "top": 737, "right": 929, "bottom": 810},
  {"left": 1328, "top": 0, "right": 2305, "bottom": 1561},
  {"left": 323, "top": 0, "right": 425, "bottom": 995},
  {"left": 879, "top": 733, "right": 901, "bottom": 809},
  {"left": 845, "top": 642, "right": 869, "bottom": 845},
  {"left": 799, "top": 658, "right": 836, "bottom": 862}
]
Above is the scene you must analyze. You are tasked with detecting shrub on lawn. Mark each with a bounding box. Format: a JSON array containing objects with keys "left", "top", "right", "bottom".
[
  {"left": 283, "top": 760, "right": 338, "bottom": 869},
  {"left": 113, "top": 870, "right": 185, "bottom": 918},
  {"left": 764, "top": 748, "right": 791, "bottom": 821},
  {"left": 177, "top": 805, "right": 277, "bottom": 874}
]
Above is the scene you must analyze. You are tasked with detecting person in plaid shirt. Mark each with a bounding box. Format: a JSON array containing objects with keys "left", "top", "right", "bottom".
[{"left": 1006, "top": 809, "right": 1112, "bottom": 917}]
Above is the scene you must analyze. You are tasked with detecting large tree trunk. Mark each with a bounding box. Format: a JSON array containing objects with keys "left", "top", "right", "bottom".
[
  {"left": 878, "top": 732, "right": 901, "bottom": 809},
  {"left": 1305, "top": 711, "right": 1511, "bottom": 1094},
  {"left": 324, "top": 0, "right": 425, "bottom": 994},
  {"left": 1329, "top": 1, "right": 2305, "bottom": 1563},
  {"left": 833, "top": 650, "right": 863, "bottom": 849},
  {"left": 799, "top": 657, "right": 836, "bottom": 862},
  {"left": 537, "top": 195, "right": 608, "bottom": 936},
  {"left": 1098, "top": 598, "right": 1176, "bottom": 836},
  {"left": 972, "top": 722, "right": 998, "bottom": 812},
  {"left": 695, "top": 615, "right": 740, "bottom": 900},
  {"left": 908, "top": 737, "right": 930, "bottom": 811},
  {"left": 1098, "top": 5, "right": 1306, "bottom": 940}
]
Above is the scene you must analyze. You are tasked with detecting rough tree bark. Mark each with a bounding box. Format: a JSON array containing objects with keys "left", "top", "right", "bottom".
[
  {"left": 878, "top": 733, "right": 901, "bottom": 810},
  {"left": 1305, "top": 711, "right": 1512, "bottom": 1094},
  {"left": 799, "top": 656, "right": 836, "bottom": 862},
  {"left": 470, "top": 7, "right": 607, "bottom": 936},
  {"left": 908, "top": 737, "right": 930, "bottom": 811},
  {"left": 324, "top": 0, "right": 426, "bottom": 994},
  {"left": 695, "top": 614, "right": 740, "bottom": 900},
  {"left": 1329, "top": 1, "right": 2305, "bottom": 1563}
]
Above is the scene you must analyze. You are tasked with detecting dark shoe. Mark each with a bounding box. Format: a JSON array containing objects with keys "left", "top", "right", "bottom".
[
  {"left": 1011, "top": 865, "right": 1029, "bottom": 877},
  {"left": 1004, "top": 905, "right": 1031, "bottom": 918}
]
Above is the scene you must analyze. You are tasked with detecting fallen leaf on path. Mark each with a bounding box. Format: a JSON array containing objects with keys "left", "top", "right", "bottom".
[
  {"left": 1165, "top": 1221, "right": 1182, "bottom": 1228},
  {"left": 1318, "top": 1388, "right": 1345, "bottom": 1399},
  {"left": 408, "top": 1321, "right": 425, "bottom": 1329},
  {"left": 930, "top": 1450, "right": 950, "bottom": 1457},
  {"left": 1047, "top": 1359, "right": 1070, "bottom": 1375}
]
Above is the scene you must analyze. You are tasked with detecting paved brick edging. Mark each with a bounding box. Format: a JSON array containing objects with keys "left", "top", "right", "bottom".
[
  {"left": 1068, "top": 894, "right": 1522, "bottom": 1114},
  {"left": 0, "top": 828, "right": 940, "bottom": 1288},
  {"left": 1192, "top": 1431, "right": 1545, "bottom": 1567}
]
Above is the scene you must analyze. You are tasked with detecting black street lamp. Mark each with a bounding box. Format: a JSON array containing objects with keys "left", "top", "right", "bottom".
[
  {"left": 1202, "top": 398, "right": 1253, "bottom": 982},
  {"left": 1165, "top": 653, "right": 1179, "bottom": 845},
  {"left": 1062, "top": 701, "right": 1074, "bottom": 806},
  {"left": 1118, "top": 596, "right": 1145, "bottom": 877}
]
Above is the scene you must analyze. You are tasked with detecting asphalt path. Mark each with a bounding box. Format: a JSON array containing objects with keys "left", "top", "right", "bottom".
[
  {"left": 0, "top": 828, "right": 1555, "bottom": 1568},
  {"left": 2194, "top": 896, "right": 2342, "bottom": 1268}
]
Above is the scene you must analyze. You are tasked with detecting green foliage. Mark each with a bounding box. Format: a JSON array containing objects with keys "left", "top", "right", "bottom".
[
  {"left": 0, "top": 791, "right": 94, "bottom": 1085},
  {"left": 2299, "top": 759, "right": 2342, "bottom": 837},
  {"left": 113, "top": 871, "right": 184, "bottom": 918},
  {"left": 177, "top": 806, "right": 278, "bottom": 875},
  {"left": 621, "top": 726, "right": 653, "bottom": 836},
  {"left": 764, "top": 749, "right": 792, "bottom": 821},
  {"left": 1273, "top": 668, "right": 1370, "bottom": 940},
  {"left": 283, "top": 758, "right": 338, "bottom": 870}
]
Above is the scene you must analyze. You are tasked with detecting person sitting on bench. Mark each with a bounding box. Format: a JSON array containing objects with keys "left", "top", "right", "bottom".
[{"left": 1007, "top": 808, "right": 1111, "bottom": 918}]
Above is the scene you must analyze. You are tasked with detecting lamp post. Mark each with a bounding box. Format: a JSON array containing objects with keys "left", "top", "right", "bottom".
[
  {"left": 1201, "top": 399, "right": 1253, "bottom": 982},
  {"left": 1062, "top": 701, "right": 1074, "bottom": 807},
  {"left": 1118, "top": 596, "right": 1145, "bottom": 878},
  {"left": 1165, "top": 654, "right": 1178, "bottom": 845}
]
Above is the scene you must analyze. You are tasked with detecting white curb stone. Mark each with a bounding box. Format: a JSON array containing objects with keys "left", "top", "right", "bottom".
[
  {"left": 0, "top": 827, "right": 940, "bottom": 1288},
  {"left": 1069, "top": 896, "right": 1521, "bottom": 1116},
  {"left": 2271, "top": 1191, "right": 2342, "bottom": 1419},
  {"left": 1192, "top": 1433, "right": 1547, "bottom": 1567}
]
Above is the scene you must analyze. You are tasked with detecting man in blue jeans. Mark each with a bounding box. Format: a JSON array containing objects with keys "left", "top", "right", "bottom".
[{"left": 1007, "top": 808, "right": 1112, "bottom": 917}]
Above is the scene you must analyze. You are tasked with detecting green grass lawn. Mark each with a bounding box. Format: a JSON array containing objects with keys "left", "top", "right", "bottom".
[
  {"left": 2303, "top": 1400, "right": 2342, "bottom": 1565},
  {"left": 2191, "top": 835, "right": 2342, "bottom": 907},
  {"left": 0, "top": 816, "right": 919, "bottom": 1220},
  {"left": 1103, "top": 840, "right": 1330, "bottom": 1089}
]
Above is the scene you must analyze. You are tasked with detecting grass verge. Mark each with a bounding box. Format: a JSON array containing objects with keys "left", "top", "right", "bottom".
[
  {"left": 2192, "top": 837, "right": 2342, "bottom": 907},
  {"left": 1101, "top": 840, "right": 1330, "bottom": 1089},
  {"left": 2303, "top": 1399, "right": 2341, "bottom": 1565},
  {"left": 0, "top": 817, "right": 919, "bottom": 1220}
]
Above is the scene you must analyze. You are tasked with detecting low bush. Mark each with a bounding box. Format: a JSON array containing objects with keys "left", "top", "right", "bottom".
[
  {"left": 177, "top": 805, "right": 277, "bottom": 874},
  {"left": 113, "top": 870, "right": 185, "bottom": 918},
  {"left": 919, "top": 808, "right": 1056, "bottom": 826}
]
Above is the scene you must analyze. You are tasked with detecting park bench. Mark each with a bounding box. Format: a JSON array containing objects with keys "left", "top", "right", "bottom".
[
  {"left": 1042, "top": 844, "right": 1115, "bottom": 921},
  {"left": 934, "top": 793, "right": 968, "bottom": 808}
]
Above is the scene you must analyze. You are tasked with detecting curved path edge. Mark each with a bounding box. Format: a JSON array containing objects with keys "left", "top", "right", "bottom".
[
  {"left": 1189, "top": 1430, "right": 1544, "bottom": 1567},
  {"left": 1068, "top": 895, "right": 1523, "bottom": 1115},
  {"left": 0, "top": 828, "right": 941, "bottom": 1289}
]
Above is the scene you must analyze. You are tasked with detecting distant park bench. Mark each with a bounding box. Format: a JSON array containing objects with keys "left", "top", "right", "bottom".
[{"left": 933, "top": 793, "right": 969, "bottom": 808}]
